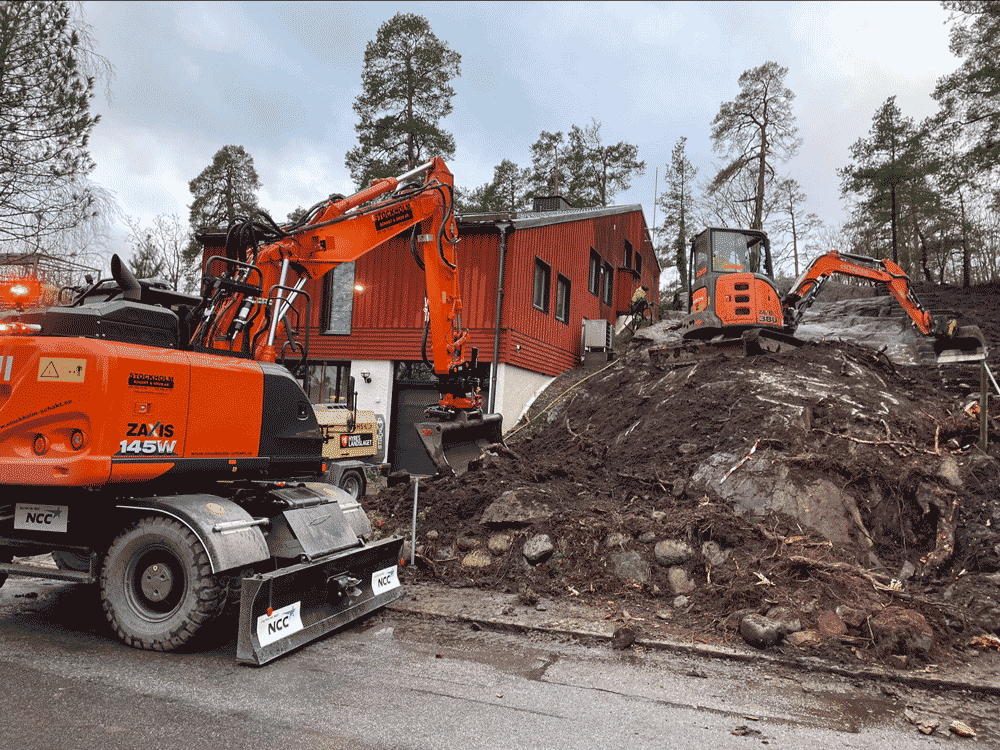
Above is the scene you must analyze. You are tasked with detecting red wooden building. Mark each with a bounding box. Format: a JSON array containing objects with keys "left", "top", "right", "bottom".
[{"left": 199, "top": 200, "right": 658, "bottom": 474}]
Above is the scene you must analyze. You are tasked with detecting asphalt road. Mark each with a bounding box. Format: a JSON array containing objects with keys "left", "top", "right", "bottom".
[{"left": 1, "top": 575, "right": 997, "bottom": 749}]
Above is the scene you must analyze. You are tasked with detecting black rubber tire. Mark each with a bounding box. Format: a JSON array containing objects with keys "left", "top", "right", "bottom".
[
  {"left": 52, "top": 550, "right": 91, "bottom": 572},
  {"left": 338, "top": 469, "right": 366, "bottom": 500},
  {"left": 100, "top": 516, "right": 225, "bottom": 652}
]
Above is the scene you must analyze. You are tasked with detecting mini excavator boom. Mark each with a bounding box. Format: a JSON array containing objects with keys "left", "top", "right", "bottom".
[{"left": 0, "top": 158, "right": 502, "bottom": 664}]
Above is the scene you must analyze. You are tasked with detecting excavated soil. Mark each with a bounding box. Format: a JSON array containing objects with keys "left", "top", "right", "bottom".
[{"left": 367, "top": 283, "right": 1000, "bottom": 669}]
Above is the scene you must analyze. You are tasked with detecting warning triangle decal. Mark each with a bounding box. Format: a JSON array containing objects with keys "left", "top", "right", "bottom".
[{"left": 40, "top": 361, "right": 60, "bottom": 378}]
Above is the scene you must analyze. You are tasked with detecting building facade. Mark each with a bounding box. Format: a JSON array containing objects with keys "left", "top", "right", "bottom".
[{"left": 199, "top": 202, "right": 658, "bottom": 474}]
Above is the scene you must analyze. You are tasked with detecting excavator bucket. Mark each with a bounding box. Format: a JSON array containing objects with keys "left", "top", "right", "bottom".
[
  {"left": 236, "top": 535, "right": 404, "bottom": 666},
  {"left": 415, "top": 411, "right": 506, "bottom": 476},
  {"left": 933, "top": 325, "right": 988, "bottom": 364}
]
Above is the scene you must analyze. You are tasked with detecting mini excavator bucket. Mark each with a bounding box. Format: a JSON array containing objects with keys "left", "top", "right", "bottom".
[
  {"left": 933, "top": 325, "right": 988, "bottom": 364},
  {"left": 415, "top": 411, "right": 506, "bottom": 476}
]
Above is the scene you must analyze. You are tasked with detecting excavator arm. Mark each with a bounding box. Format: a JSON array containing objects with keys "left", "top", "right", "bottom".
[{"left": 783, "top": 251, "right": 986, "bottom": 363}]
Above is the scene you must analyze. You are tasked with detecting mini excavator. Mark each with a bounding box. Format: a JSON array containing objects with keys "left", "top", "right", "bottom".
[
  {"left": 673, "top": 226, "right": 986, "bottom": 364},
  {"left": 0, "top": 158, "right": 502, "bottom": 664}
]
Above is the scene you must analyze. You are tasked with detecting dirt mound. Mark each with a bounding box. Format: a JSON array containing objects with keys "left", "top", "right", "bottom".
[{"left": 368, "top": 289, "right": 1000, "bottom": 669}]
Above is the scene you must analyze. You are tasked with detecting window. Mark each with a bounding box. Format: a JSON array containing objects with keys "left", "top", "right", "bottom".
[
  {"left": 623, "top": 239, "right": 633, "bottom": 269},
  {"left": 304, "top": 361, "right": 350, "bottom": 404},
  {"left": 601, "top": 261, "right": 613, "bottom": 306},
  {"left": 635, "top": 252, "right": 643, "bottom": 277},
  {"left": 555, "top": 274, "right": 571, "bottom": 323},
  {"left": 533, "top": 258, "right": 551, "bottom": 313},
  {"left": 321, "top": 261, "right": 356, "bottom": 334},
  {"left": 588, "top": 249, "right": 601, "bottom": 296}
]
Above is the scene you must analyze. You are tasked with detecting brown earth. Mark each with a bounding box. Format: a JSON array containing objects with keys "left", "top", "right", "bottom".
[{"left": 367, "top": 282, "right": 1000, "bottom": 670}]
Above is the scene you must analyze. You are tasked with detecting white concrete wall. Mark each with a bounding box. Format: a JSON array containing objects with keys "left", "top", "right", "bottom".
[
  {"left": 350, "top": 359, "right": 394, "bottom": 459},
  {"left": 493, "top": 362, "right": 555, "bottom": 432}
]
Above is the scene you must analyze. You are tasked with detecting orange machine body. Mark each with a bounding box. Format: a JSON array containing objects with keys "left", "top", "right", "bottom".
[{"left": 0, "top": 335, "right": 321, "bottom": 487}]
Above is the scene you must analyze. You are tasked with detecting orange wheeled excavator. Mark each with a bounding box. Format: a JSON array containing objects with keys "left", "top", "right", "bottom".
[
  {"left": 676, "top": 226, "right": 986, "bottom": 364},
  {"left": 0, "top": 158, "right": 502, "bottom": 664}
]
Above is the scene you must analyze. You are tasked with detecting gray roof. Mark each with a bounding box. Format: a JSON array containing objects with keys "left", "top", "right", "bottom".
[{"left": 458, "top": 203, "right": 648, "bottom": 231}]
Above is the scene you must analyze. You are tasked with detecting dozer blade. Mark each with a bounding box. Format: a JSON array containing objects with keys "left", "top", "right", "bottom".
[
  {"left": 649, "top": 328, "right": 805, "bottom": 368},
  {"left": 236, "top": 535, "right": 404, "bottom": 666},
  {"left": 415, "top": 411, "right": 505, "bottom": 476},
  {"left": 933, "top": 325, "right": 988, "bottom": 364}
]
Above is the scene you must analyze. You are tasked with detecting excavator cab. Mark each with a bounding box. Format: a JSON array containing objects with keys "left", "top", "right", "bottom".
[{"left": 682, "top": 228, "right": 786, "bottom": 341}]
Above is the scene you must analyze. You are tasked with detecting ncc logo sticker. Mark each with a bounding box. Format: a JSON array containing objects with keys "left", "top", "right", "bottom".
[
  {"left": 14, "top": 504, "right": 69, "bottom": 533},
  {"left": 371, "top": 565, "right": 400, "bottom": 595},
  {"left": 256, "top": 602, "right": 304, "bottom": 647}
]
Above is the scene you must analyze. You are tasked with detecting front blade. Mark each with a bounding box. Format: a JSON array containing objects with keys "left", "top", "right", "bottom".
[{"left": 236, "top": 535, "right": 404, "bottom": 666}]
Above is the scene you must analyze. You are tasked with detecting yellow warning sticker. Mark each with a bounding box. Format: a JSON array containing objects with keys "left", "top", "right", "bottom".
[{"left": 37, "top": 357, "right": 86, "bottom": 383}]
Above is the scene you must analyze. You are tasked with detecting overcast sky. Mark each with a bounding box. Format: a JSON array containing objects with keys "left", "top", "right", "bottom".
[{"left": 82, "top": 1, "right": 961, "bottom": 269}]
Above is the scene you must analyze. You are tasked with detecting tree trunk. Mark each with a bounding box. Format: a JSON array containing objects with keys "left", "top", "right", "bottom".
[{"left": 959, "top": 191, "right": 971, "bottom": 289}]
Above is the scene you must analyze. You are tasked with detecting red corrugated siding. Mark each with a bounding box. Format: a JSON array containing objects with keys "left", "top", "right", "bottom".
[{"left": 200, "top": 208, "right": 657, "bottom": 376}]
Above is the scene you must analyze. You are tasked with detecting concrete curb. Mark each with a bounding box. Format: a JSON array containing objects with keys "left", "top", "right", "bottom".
[{"left": 387, "top": 583, "right": 1000, "bottom": 697}]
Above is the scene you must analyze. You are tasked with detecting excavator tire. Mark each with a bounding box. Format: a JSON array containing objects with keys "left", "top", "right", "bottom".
[{"left": 100, "top": 515, "right": 226, "bottom": 652}]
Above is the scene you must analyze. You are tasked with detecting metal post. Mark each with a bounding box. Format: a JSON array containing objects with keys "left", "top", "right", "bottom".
[
  {"left": 411, "top": 478, "right": 419, "bottom": 566},
  {"left": 982, "top": 359, "right": 989, "bottom": 450}
]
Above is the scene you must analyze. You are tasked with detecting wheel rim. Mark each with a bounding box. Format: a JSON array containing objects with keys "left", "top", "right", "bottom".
[
  {"left": 123, "top": 545, "right": 186, "bottom": 622},
  {"left": 340, "top": 473, "right": 362, "bottom": 499}
]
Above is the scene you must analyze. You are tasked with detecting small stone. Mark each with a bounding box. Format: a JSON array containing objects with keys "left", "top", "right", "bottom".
[
  {"left": 815, "top": 610, "right": 847, "bottom": 638},
  {"left": 701, "top": 540, "right": 728, "bottom": 567},
  {"left": 522, "top": 534, "right": 555, "bottom": 564},
  {"left": 434, "top": 546, "right": 455, "bottom": 561},
  {"left": 534, "top": 601, "right": 548, "bottom": 612},
  {"left": 650, "top": 511, "right": 667, "bottom": 522},
  {"left": 605, "top": 532, "right": 630, "bottom": 549},
  {"left": 898, "top": 560, "right": 916, "bottom": 581},
  {"left": 673, "top": 595, "right": 689, "bottom": 608},
  {"left": 870, "top": 607, "right": 934, "bottom": 656},
  {"left": 456, "top": 535, "right": 479, "bottom": 551},
  {"left": 610, "top": 626, "right": 639, "bottom": 650},
  {"left": 786, "top": 630, "right": 823, "bottom": 648},
  {"left": 886, "top": 654, "right": 909, "bottom": 669},
  {"left": 835, "top": 605, "right": 870, "bottom": 630},
  {"left": 654, "top": 540, "right": 695, "bottom": 567},
  {"left": 638, "top": 531, "right": 657, "bottom": 544},
  {"left": 766, "top": 606, "right": 802, "bottom": 634},
  {"left": 655, "top": 609, "right": 672, "bottom": 620},
  {"left": 488, "top": 533, "right": 513, "bottom": 556},
  {"left": 678, "top": 443, "right": 698, "bottom": 454},
  {"left": 426, "top": 530, "right": 439, "bottom": 540},
  {"left": 740, "top": 613, "right": 784, "bottom": 648},
  {"left": 667, "top": 567, "right": 695, "bottom": 595},
  {"left": 610, "top": 550, "right": 650, "bottom": 584},
  {"left": 461, "top": 549, "right": 492, "bottom": 568}
]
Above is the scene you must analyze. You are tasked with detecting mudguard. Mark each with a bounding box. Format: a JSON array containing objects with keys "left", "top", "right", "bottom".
[
  {"left": 117, "top": 494, "right": 270, "bottom": 574},
  {"left": 236, "top": 534, "right": 404, "bottom": 665}
]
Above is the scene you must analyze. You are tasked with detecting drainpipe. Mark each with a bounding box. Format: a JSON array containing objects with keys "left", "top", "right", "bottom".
[{"left": 489, "top": 222, "right": 513, "bottom": 413}]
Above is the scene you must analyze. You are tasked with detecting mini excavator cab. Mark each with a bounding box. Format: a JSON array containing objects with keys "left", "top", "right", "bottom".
[{"left": 682, "top": 227, "right": 786, "bottom": 340}]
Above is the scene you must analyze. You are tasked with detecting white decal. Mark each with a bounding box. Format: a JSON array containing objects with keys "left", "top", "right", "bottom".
[
  {"left": 14, "top": 504, "right": 69, "bottom": 533},
  {"left": 372, "top": 565, "right": 400, "bottom": 595},
  {"left": 2, "top": 355, "right": 12, "bottom": 381},
  {"left": 256, "top": 601, "right": 304, "bottom": 647}
]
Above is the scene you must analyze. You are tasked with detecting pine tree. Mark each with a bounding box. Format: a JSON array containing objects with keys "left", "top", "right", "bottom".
[
  {"left": 188, "top": 145, "right": 261, "bottom": 230},
  {"left": 0, "top": 1, "right": 106, "bottom": 247},
  {"left": 345, "top": 13, "right": 460, "bottom": 189},
  {"left": 658, "top": 137, "right": 697, "bottom": 288},
  {"left": 709, "top": 62, "right": 801, "bottom": 230}
]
